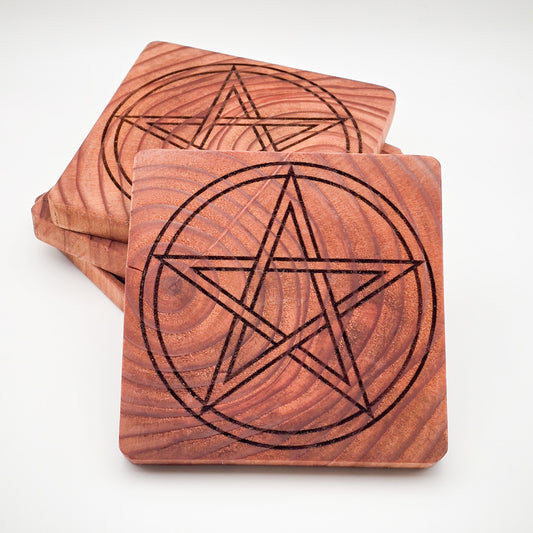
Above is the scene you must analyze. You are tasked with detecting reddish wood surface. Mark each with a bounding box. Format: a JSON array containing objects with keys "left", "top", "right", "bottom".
[
  {"left": 32, "top": 194, "right": 127, "bottom": 276},
  {"left": 35, "top": 146, "right": 401, "bottom": 284},
  {"left": 64, "top": 253, "right": 124, "bottom": 310},
  {"left": 33, "top": 148, "right": 402, "bottom": 308},
  {"left": 121, "top": 150, "right": 446, "bottom": 467},
  {"left": 381, "top": 143, "right": 402, "bottom": 154},
  {"left": 32, "top": 194, "right": 124, "bottom": 308},
  {"left": 47, "top": 41, "right": 396, "bottom": 242}
]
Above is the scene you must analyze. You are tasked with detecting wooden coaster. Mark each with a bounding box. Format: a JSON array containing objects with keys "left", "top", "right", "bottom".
[
  {"left": 32, "top": 194, "right": 127, "bottom": 277},
  {"left": 121, "top": 150, "right": 446, "bottom": 467},
  {"left": 64, "top": 253, "right": 124, "bottom": 310},
  {"left": 47, "top": 41, "right": 396, "bottom": 242}
]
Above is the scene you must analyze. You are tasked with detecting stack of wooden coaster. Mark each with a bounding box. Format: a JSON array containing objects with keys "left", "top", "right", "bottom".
[{"left": 33, "top": 41, "right": 446, "bottom": 467}]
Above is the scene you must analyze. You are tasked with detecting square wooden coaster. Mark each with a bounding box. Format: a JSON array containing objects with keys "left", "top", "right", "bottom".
[
  {"left": 47, "top": 41, "right": 396, "bottom": 242},
  {"left": 120, "top": 150, "right": 447, "bottom": 467}
]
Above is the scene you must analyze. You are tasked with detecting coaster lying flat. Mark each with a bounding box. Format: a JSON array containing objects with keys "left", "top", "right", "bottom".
[
  {"left": 47, "top": 41, "right": 396, "bottom": 242},
  {"left": 32, "top": 194, "right": 127, "bottom": 277},
  {"left": 121, "top": 150, "right": 446, "bottom": 467},
  {"left": 64, "top": 253, "right": 124, "bottom": 310}
]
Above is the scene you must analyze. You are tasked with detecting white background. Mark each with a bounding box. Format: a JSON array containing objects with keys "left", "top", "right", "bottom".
[{"left": 1, "top": 1, "right": 532, "bottom": 531}]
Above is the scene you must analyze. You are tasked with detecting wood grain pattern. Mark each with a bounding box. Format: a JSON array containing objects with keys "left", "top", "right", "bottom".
[
  {"left": 32, "top": 195, "right": 124, "bottom": 308},
  {"left": 33, "top": 150, "right": 405, "bottom": 307},
  {"left": 121, "top": 150, "right": 446, "bottom": 467},
  {"left": 381, "top": 143, "right": 402, "bottom": 154},
  {"left": 32, "top": 194, "right": 127, "bottom": 276},
  {"left": 64, "top": 253, "right": 124, "bottom": 310},
  {"left": 47, "top": 41, "right": 396, "bottom": 242},
  {"left": 35, "top": 146, "right": 401, "bottom": 284}
]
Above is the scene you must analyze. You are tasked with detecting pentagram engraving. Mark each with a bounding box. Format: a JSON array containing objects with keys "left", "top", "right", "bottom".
[
  {"left": 101, "top": 64, "right": 361, "bottom": 198},
  {"left": 139, "top": 162, "right": 437, "bottom": 449}
]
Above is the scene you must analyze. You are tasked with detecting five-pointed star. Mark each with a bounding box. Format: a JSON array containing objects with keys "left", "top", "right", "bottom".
[
  {"left": 116, "top": 65, "right": 349, "bottom": 151},
  {"left": 155, "top": 167, "right": 423, "bottom": 417}
]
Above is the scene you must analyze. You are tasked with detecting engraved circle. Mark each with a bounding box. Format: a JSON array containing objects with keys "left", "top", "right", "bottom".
[
  {"left": 139, "top": 162, "right": 437, "bottom": 449},
  {"left": 101, "top": 64, "right": 362, "bottom": 198}
]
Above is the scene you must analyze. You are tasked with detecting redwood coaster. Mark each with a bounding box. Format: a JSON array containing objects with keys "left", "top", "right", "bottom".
[
  {"left": 32, "top": 194, "right": 127, "bottom": 277},
  {"left": 47, "top": 41, "right": 396, "bottom": 242},
  {"left": 120, "top": 150, "right": 446, "bottom": 467}
]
